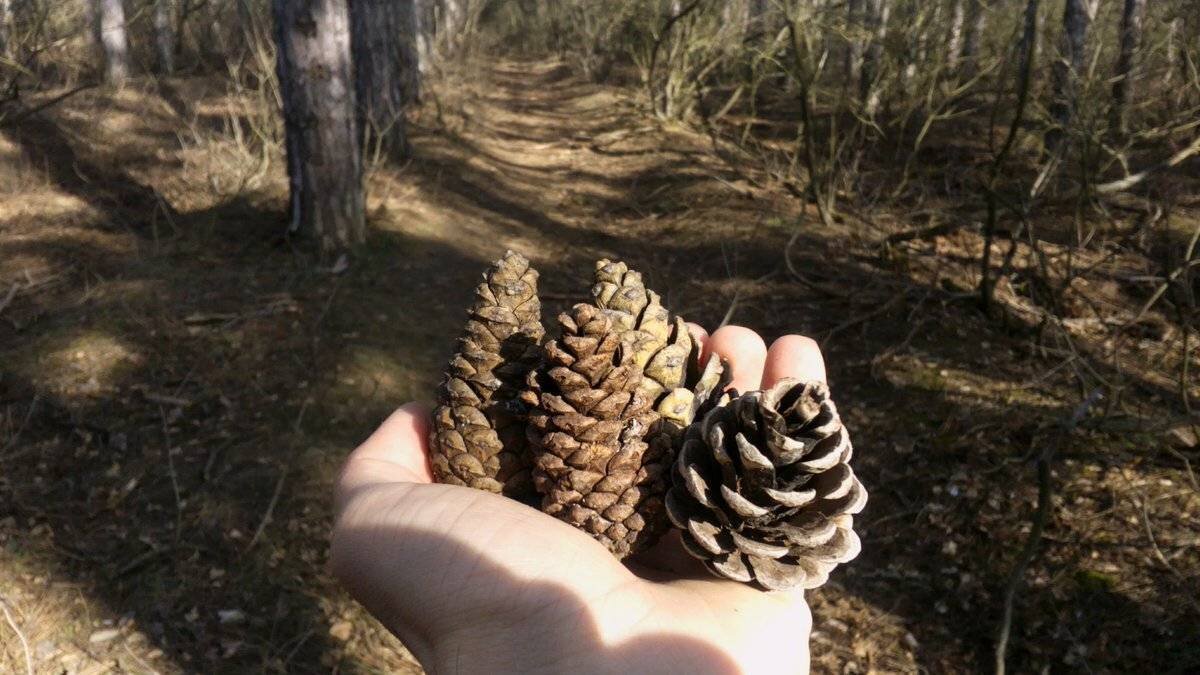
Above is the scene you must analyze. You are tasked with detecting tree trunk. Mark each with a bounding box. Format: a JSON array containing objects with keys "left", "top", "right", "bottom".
[
  {"left": 843, "top": 0, "right": 862, "bottom": 84},
  {"left": 440, "top": 0, "right": 466, "bottom": 53},
  {"left": 1048, "top": 0, "right": 1096, "bottom": 151},
  {"left": 1164, "top": 17, "right": 1180, "bottom": 85},
  {"left": 860, "top": 0, "right": 888, "bottom": 116},
  {"left": 0, "top": 0, "right": 11, "bottom": 60},
  {"left": 98, "top": 0, "right": 130, "bottom": 86},
  {"left": 747, "top": 0, "right": 766, "bottom": 34},
  {"left": 960, "top": 0, "right": 988, "bottom": 75},
  {"left": 1109, "top": 0, "right": 1145, "bottom": 135},
  {"left": 351, "top": 0, "right": 420, "bottom": 160},
  {"left": 272, "top": 0, "right": 365, "bottom": 254},
  {"left": 155, "top": 0, "right": 174, "bottom": 74},
  {"left": 414, "top": 0, "right": 432, "bottom": 74},
  {"left": 946, "top": 0, "right": 964, "bottom": 69}
]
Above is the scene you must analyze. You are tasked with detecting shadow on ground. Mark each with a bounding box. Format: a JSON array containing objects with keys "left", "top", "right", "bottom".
[{"left": 1, "top": 59, "right": 1197, "bottom": 674}]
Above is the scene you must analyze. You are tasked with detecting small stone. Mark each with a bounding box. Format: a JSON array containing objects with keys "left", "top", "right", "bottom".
[{"left": 217, "top": 609, "right": 245, "bottom": 625}]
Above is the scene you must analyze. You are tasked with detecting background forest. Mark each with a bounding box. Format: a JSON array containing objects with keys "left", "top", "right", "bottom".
[{"left": 1, "top": 0, "right": 1198, "bottom": 673}]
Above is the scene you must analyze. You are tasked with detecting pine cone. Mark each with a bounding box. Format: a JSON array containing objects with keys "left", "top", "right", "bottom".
[
  {"left": 666, "top": 379, "right": 866, "bottom": 590},
  {"left": 592, "top": 259, "right": 719, "bottom": 449},
  {"left": 429, "top": 251, "right": 545, "bottom": 501},
  {"left": 521, "top": 303, "right": 667, "bottom": 558}
]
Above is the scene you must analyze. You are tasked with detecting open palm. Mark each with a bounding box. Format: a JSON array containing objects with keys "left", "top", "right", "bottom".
[{"left": 332, "top": 327, "right": 827, "bottom": 674}]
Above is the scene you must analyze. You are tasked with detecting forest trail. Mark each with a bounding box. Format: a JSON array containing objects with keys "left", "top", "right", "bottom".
[{"left": 2, "top": 59, "right": 1197, "bottom": 674}]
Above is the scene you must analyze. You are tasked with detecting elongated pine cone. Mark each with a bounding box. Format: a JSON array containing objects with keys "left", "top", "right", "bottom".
[
  {"left": 592, "top": 260, "right": 717, "bottom": 446},
  {"left": 429, "top": 251, "right": 545, "bottom": 501},
  {"left": 666, "top": 379, "right": 867, "bottom": 590},
  {"left": 521, "top": 303, "right": 668, "bottom": 558}
]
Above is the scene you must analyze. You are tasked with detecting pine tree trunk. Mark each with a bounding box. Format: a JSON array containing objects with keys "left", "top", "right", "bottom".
[
  {"left": 155, "top": 0, "right": 174, "bottom": 74},
  {"left": 1110, "top": 0, "right": 1145, "bottom": 135},
  {"left": 98, "top": 0, "right": 130, "bottom": 86},
  {"left": 272, "top": 0, "right": 365, "bottom": 254},
  {"left": 1048, "top": 0, "right": 1096, "bottom": 151},
  {"left": 351, "top": 0, "right": 420, "bottom": 160}
]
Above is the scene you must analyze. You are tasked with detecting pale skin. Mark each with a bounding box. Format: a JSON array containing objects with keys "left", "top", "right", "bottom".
[{"left": 332, "top": 326, "right": 826, "bottom": 674}]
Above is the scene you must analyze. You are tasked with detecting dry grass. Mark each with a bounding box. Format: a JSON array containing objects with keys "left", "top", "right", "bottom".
[{"left": 1, "top": 57, "right": 1198, "bottom": 674}]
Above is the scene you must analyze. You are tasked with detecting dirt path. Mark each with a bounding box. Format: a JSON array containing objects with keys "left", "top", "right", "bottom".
[{"left": 2, "top": 59, "right": 1197, "bottom": 674}]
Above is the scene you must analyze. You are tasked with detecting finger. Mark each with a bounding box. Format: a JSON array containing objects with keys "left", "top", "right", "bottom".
[
  {"left": 762, "top": 335, "right": 827, "bottom": 388},
  {"left": 702, "top": 325, "right": 767, "bottom": 393},
  {"left": 335, "top": 402, "right": 434, "bottom": 516}
]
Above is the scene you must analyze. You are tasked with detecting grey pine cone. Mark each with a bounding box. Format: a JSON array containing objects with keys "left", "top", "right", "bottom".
[{"left": 666, "top": 378, "right": 866, "bottom": 590}]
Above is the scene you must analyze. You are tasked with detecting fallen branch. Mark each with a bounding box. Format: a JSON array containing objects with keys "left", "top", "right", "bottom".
[
  {"left": 995, "top": 390, "right": 1102, "bottom": 675},
  {"left": 1095, "top": 135, "right": 1200, "bottom": 195},
  {"left": 0, "top": 83, "right": 98, "bottom": 129},
  {"left": 881, "top": 219, "right": 982, "bottom": 246}
]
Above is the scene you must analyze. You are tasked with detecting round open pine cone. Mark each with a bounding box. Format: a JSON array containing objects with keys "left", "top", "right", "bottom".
[
  {"left": 520, "top": 303, "right": 668, "bottom": 558},
  {"left": 428, "top": 251, "right": 545, "bottom": 501},
  {"left": 666, "top": 378, "right": 867, "bottom": 590}
]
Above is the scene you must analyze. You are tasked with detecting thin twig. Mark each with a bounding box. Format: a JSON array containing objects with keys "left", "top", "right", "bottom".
[
  {"left": 246, "top": 470, "right": 287, "bottom": 551},
  {"left": 0, "top": 284, "right": 18, "bottom": 317},
  {"left": 159, "top": 406, "right": 184, "bottom": 540},
  {"left": 1, "top": 394, "right": 38, "bottom": 454},
  {"left": 995, "top": 390, "right": 1102, "bottom": 675},
  {"left": 0, "top": 595, "right": 33, "bottom": 675}
]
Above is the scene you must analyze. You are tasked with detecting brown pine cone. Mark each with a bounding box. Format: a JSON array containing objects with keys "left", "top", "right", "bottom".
[
  {"left": 521, "top": 303, "right": 667, "bottom": 558},
  {"left": 429, "top": 251, "right": 545, "bottom": 501},
  {"left": 591, "top": 260, "right": 723, "bottom": 451},
  {"left": 666, "top": 379, "right": 866, "bottom": 590}
]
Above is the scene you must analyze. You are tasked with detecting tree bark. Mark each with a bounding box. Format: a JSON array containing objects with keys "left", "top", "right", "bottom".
[
  {"left": 1110, "top": 0, "right": 1146, "bottom": 135},
  {"left": 1165, "top": 17, "right": 1180, "bottom": 85},
  {"left": 413, "top": 0, "right": 432, "bottom": 73},
  {"left": 272, "top": 0, "right": 365, "bottom": 254},
  {"left": 0, "top": 0, "right": 11, "bottom": 60},
  {"left": 350, "top": 0, "right": 420, "bottom": 160},
  {"left": 440, "top": 0, "right": 466, "bottom": 53},
  {"left": 98, "top": 0, "right": 130, "bottom": 86},
  {"left": 1047, "top": 0, "right": 1096, "bottom": 151},
  {"left": 960, "top": 0, "right": 988, "bottom": 74},
  {"left": 946, "top": 0, "right": 964, "bottom": 68},
  {"left": 155, "top": 0, "right": 174, "bottom": 74},
  {"left": 860, "top": 0, "right": 888, "bottom": 116},
  {"left": 843, "top": 0, "right": 862, "bottom": 84}
]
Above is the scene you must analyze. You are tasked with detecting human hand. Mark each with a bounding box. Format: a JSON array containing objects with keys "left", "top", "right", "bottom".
[{"left": 331, "top": 326, "right": 828, "bottom": 674}]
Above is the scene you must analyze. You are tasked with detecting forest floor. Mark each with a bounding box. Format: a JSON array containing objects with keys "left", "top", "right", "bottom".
[{"left": 2, "top": 58, "right": 1198, "bottom": 674}]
